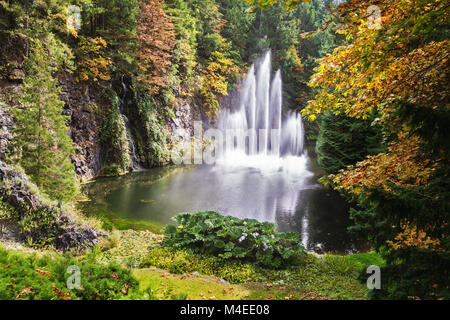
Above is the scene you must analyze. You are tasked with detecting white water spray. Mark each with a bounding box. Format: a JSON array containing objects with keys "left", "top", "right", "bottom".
[{"left": 217, "top": 51, "right": 308, "bottom": 176}]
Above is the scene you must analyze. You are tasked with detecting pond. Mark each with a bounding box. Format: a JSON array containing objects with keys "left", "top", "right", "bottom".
[{"left": 79, "top": 155, "right": 367, "bottom": 254}]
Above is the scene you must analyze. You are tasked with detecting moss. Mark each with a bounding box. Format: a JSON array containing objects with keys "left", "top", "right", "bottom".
[
  {"left": 142, "top": 247, "right": 258, "bottom": 284},
  {"left": 129, "top": 87, "right": 171, "bottom": 168},
  {"left": 133, "top": 267, "right": 324, "bottom": 300},
  {"left": 139, "top": 244, "right": 382, "bottom": 300},
  {"left": 99, "top": 230, "right": 164, "bottom": 267},
  {"left": 344, "top": 251, "right": 386, "bottom": 269}
]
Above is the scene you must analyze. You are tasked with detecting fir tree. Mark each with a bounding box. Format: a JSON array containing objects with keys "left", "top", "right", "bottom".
[
  {"left": 315, "top": 112, "right": 384, "bottom": 174},
  {"left": 10, "top": 38, "right": 77, "bottom": 202}
]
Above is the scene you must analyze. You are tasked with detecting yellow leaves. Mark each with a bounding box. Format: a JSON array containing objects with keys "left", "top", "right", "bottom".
[
  {"left": 386, "top": 222, "right": 443, "bottom": 251},
  {"left": 76, "top": 37, "right": 111, "bottom": 82},
  {"left": 200, "top": 51, "right": 239, "bottom": 116},
  {"left": 304, "top": 1, "right": 450, "bottom": 121}
]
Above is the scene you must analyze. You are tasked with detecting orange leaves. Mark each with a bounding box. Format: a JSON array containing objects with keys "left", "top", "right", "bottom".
[
  {"left": 334, "top": 132, "right": 433, "bottom": 193},
  {"left": 386, "top": 222, "right": 442, "bottom": 251},
  {"left": 52, "top": 284, "right": 72, "bottom": 300},
  {"left": 303, "top": 0, "right": 448, "bottom": 205},
  {"left": 35, "top": 269, "right": 50, "bottom": 276},
  {"left": 76, "top": 37, "right": 111, "bottom": 82},
  {"left": 137, "top": 0, "right": 175, "bottom": 95},
  {"left": 303, "top": 0, "right": 450, "bottom": 121}
]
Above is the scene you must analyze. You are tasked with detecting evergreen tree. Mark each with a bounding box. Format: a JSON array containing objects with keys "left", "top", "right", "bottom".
[
  {"left": 164, "top": 0, "right": 199, "bottom": 91},
  {"left": 10, "top": 38, "right": 77, "bottom": 201},
  {"left": 316, "top": 112, "right": 384, "bottom": 174},
  {"left": 216, "top": 0, "right": 255, "bottom": 64}
]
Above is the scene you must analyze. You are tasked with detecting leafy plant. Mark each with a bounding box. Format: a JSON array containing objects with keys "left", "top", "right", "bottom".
[{"left": 163, "top": 211, "right": 305, "bottom": 268}]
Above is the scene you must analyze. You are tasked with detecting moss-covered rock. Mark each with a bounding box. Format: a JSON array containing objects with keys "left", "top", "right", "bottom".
[{"left": 0, "top": 161, "right": 104, "bottom": 250}]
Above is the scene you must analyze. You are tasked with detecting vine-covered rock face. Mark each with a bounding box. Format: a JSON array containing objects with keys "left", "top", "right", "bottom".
[{"left": 0, "top": 161, "right": 104, "bottom": 251}]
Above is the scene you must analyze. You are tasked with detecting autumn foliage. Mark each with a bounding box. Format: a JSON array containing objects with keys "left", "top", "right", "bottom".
[
  {"left": 305, "top": 0, "right": 449, "bottom": 223},
  {"left": 76, "top": 36, "right": 111, "bottom": 82},
  {"left": 137, "top": 0, "right": 176, "bottom": 94},
  {"left": 302, "top": 0, "right": 449, "bottom": 299}
]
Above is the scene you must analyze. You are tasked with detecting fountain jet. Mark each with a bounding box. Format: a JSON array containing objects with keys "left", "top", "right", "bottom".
[{"left": 217, "top": 51, "right": 306, "bottom": 173}]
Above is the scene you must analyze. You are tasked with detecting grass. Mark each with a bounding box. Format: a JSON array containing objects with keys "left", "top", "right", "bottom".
[
  {"left": 100, "top": 230, "right": 384, "bottom": 300},
  {"left": 1, "top": 224, "right": 385, "bottom": 300},
  {"left": 77, "top": 207, "right": 164, "bottom": 234},
  {"left": 133, "top": 267, "right": 328, "bottom": 300},
  {"left": 106, "top": 216, "right": 164, "bottom": 233}
]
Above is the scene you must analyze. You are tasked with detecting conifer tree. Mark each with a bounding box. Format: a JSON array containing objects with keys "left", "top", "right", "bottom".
[
  {"left": 11, "top": 38, "right": 77, "bottom": 202},
  {"left": 316, "top": 112, "right": 383, "bottom": 174}
]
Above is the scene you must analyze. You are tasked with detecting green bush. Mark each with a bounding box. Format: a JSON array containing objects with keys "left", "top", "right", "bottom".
[
  {"left": 0, "top": 246, "right": 155, "bottom": 300},
  {"left": 163, "top": 211, "right": 305, "bottom": 269},
  {"left": 142, "top": 247, "right": 257, "bottom": 284},
  {"left": 1, "top": 197, "right": 57, "bottom": 248}
]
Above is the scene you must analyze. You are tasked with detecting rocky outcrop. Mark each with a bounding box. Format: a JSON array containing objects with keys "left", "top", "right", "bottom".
[
  {"left": 0, "top": 160, "right": 104, "bottom": 251},
  {"left": 57, "top": 72, "right": 109, "bottom": 180},
  {"left": 0, "top": 80, "right": 19, "bottom": 161},
  {"left": 1, "top": 71, "right": 197, "bottom": 181},
  {"left": 168, "top": 101, "right": 195, "bottom": 136},
  {"left": 0, "top": 102, "right": 13, "bottom": 160}
]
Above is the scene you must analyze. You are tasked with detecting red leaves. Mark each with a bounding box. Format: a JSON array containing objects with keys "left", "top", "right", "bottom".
[
  {"left": 334, "top": 132, "right": 433, "bottom": 193},
  {"left": 122, "top": 283, "right": 131, "bottom": 296},
  {"left": 52, "top": 284, "right": 72, "bottom": 300},
  {"left": 35, "top": 269, "right": 50, "bottom": 276},
  {"left": 16, "top": 287, "right": 33, "bottom": 299}
]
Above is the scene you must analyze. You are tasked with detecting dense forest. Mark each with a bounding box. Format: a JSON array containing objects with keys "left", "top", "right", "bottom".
[{"left": 0, "top": 0, "right": 448, "bottom": 301}]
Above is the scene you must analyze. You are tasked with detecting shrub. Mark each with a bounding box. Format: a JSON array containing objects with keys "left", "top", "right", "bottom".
[
  {"left": 0, "top": 246, "right": 154, "bottom": 300},
  {"left": 142, "top": 247, "right": 257, "bottom": 283},
  {"left": 163, "top": 211, "right": 305, "bottom": 269}
]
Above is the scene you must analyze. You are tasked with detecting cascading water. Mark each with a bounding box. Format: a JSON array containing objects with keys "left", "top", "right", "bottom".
[
  {"left": 119, "top": 76, "right": 140, "bottom": 170},
  {"left": 217, "top": 51, "right": 308, "bottom": 176}
]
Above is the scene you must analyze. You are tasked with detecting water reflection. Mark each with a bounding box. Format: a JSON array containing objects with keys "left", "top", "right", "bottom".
[{"left": 80, "top": 160, "right": 366, "bottom": 253}]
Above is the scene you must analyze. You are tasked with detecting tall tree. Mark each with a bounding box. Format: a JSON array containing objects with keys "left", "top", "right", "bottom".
[
  {"left": 315, "top": 112, "right": 383, "bottom": 174},
  {"left": 302, "top": 0, "right": 450, "bottom": 299},
  {"left": 11, "top": 37, "right": 77, "bottom": 201},
  {"left": 137, "top": 0, "right": 176, "bottom": 94}
]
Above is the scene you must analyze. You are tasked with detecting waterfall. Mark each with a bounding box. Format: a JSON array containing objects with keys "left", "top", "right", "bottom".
[
  {"left": 119, "top": 76, "right": 140, "bottom": 170},
  {"left": 217, "top": 50, "right": 307, "bottom": 174}
]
